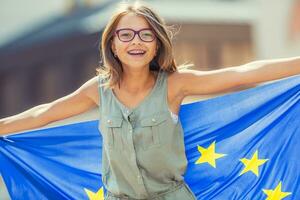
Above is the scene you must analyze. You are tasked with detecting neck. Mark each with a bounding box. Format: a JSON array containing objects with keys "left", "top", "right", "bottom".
[{"left": 120, "top": 67, "right": 155, "bottom": 94}]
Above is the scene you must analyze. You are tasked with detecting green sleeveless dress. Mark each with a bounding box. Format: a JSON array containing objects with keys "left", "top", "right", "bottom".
[{"left": 98, "top": 70, "right": 197, "bottom": 200}]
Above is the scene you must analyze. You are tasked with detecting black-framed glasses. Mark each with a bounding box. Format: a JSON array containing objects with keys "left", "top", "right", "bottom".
[{"left": 115, "top": 28, "right": 156, "bottom": 42}]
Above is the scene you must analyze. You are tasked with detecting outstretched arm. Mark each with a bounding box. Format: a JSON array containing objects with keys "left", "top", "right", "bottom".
[
  {"left": 174, "top": 56, "right": 300, "bottom": 96},
  {"left": 0, "top": 76, "right": 99, "bottom": 136}
]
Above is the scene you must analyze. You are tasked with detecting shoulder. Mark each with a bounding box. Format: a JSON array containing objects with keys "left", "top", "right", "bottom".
[
  {"left": 79, "top": 76, "right": 100, "bottom": 106},
  {"left": 166, "top": 71, "right": 187, "bottom": 101},
  {"left": 166, "top": 69, "right": 206, "bottom": 97},
  {"left": 166, "top": 70, "right": 193, "bottom": 90},
  {"left": 82, "top": 76, "right": 99, "bottom": 90}
]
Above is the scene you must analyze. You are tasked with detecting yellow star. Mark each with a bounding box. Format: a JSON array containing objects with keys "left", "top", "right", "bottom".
[
  {"left": 195, "top": 141, "right": 226, "bottom": 168},
  {"left": 263, "top": 182, "right": 292, "bottom": 200},
  {"left": 84, "top": 187, "right": 105, "bottom": 200},
  {"left": 239, "top": 150, "right": 268, "bottom": 177}
]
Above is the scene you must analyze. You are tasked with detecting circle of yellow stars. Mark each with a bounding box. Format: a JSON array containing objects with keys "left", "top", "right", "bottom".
[{"left": 195, "top": 141, "right": 292, "bottom": 200}]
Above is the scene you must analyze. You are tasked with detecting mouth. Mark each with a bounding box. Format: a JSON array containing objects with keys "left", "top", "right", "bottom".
[{"left": 127, "top": 49, "right": 146, "bottom": 56}]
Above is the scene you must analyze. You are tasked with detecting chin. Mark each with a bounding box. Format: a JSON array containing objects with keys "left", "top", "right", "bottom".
[
  {"left": 130, "top": 64, "right": 149, "bottom": 69},
  {"left": 124, "top": 61, "right": 151, "bottom": 69}
]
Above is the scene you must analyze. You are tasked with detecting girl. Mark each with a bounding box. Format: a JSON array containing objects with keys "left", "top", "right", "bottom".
[{"left": 1, "top": 2, "right": 300, "bottom": 200}]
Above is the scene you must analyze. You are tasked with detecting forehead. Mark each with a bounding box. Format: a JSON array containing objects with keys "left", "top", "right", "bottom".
[{"left": 116, "top": 13, "right": 150, "bottom": 30}]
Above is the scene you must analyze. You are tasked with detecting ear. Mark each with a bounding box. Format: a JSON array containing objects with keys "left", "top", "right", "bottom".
[
  {"left": 155, "top": 45, "right": 159, "bottom": 55},
  {"left": 156, "top": 42, "right": 161, "bottom": 51}
]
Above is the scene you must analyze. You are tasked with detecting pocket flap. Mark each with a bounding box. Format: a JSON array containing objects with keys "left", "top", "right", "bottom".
[
  {"left": 141, "top": 113, "right": 168, "bottom": 126},
  {"left": 103, "top": 116, "right": 123, "bottom": 127}
]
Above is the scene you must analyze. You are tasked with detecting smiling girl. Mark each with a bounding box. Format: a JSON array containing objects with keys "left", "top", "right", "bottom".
[{"left": 1, "top": 1, "right": 300, "bottom": 200}]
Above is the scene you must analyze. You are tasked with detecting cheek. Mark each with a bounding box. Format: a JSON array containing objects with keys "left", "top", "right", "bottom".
[
  {"left": 112, "top": 38, "right": 127, "bottom": 53},
  {"left": 146, "top": 41, "right": 157, "bottom": 55},
  {"left": 148, "top": 45, "right": 157, "bottom": 57},
  {"left": 114, "top": 41, "right": 127, "bottom": 53}
]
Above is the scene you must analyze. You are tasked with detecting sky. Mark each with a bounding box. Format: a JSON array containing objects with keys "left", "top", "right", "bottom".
[
  {"left": 0, "top": 0, "right": 252, "bottom": 47},
  {"left": 0, "top": 0, "right": 67, "bottom": 46}
]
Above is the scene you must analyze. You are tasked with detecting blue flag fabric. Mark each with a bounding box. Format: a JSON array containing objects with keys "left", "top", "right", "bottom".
[{"left": 0, "top": 75, "right": 300, "bottom": 200}]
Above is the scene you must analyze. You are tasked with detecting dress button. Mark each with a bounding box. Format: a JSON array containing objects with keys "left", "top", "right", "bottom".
[
  {"left": 107, "top": 119, "right": 112, "bottom": 124},
  {"left": 151, "top": 118, "right": 156, "bottom": 122}
]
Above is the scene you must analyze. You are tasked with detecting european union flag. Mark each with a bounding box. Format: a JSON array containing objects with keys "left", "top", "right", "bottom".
[{"left": 1, "top": 75, "right": 299, "bottom": 200}]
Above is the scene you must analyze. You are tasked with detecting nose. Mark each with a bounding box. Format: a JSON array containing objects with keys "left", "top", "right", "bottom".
[{"left": 131, "top": 33, "right": 142, "bottom": 43}]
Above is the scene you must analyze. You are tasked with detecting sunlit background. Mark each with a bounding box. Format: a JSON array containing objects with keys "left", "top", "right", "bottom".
[{"left": 1, "top": 0, "right": 300, "bottom": 198}]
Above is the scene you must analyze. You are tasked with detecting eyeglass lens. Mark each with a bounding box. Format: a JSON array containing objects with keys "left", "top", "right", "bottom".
[{"left": 118, "top": 29, "right": 155, "bottom": 42}]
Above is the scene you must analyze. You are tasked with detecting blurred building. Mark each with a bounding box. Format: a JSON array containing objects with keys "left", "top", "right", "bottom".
[
  {"left": 254, "top": 0, "right": 300, "bottom": 58},
  {"left": 0, "top": 0, "right": 255, "bottom": 118},
  {"left": 0, "top": 0, "right": 112, "bottom": 119}
]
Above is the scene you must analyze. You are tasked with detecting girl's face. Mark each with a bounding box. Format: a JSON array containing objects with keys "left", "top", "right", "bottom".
[{"left": 111, "top": 13, "right": 158, "bottom": 71}]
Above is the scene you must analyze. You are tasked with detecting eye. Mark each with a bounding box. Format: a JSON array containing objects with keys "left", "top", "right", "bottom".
[
  {"left": 121, "top": 33, "right": 131, "bottom": 37},
  {"left": 118, "top": 30, "right": 134, "bottom": 39},
  {"left": 141, "top": 31, "right": 154, "bottom": 37}
]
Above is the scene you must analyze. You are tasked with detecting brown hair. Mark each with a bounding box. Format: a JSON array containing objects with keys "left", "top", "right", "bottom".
[{"left": 96, "top": 1, "right": 190, "bottom": 88}]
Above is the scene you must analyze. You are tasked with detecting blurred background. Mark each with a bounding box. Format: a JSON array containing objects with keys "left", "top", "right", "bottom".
[{"left": 0, "top": 0, "right": 300, "bottom": 199}]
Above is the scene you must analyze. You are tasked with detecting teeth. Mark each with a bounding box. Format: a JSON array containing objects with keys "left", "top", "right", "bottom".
[{"left": 128, "top": 50, "right": 145, "bottom": 54}]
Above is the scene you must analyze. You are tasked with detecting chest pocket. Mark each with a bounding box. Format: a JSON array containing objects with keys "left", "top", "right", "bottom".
[
  {"left": 101, "top": 116, "right": 124, "bottom": 151},
  {"left": 140, "top": 113, "right": 169, "bottom": 151}
]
